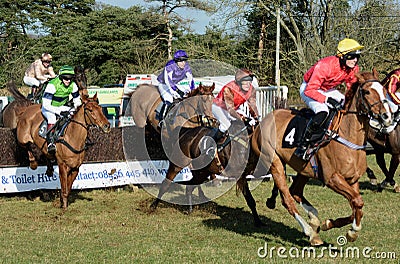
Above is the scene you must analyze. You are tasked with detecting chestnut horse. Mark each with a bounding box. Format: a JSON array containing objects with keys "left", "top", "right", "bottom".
[
  {"left": 247, "top": 70, "right": 392, "bottom": 245},
  {"left": 1, "top": 66, "right": 88, "bottom": 129},
  {"left": 150, "top": 120, "right": 258, "bottom": 215},
  {"left": 16, "top": 94, "right": 110, "bottom": 210},
  {"left": 127, "top": 83, "right": 216, "bottom": 133}
]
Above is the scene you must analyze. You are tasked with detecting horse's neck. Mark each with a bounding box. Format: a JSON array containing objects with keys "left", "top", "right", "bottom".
[
  {"left": 66, "top": 107, "right": 87, "bottom": 143},
  {"left": 339, "top": 100, "right": 367, "bottom": 145}
]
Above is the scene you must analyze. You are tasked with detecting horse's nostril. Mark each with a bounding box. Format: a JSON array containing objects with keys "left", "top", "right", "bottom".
[{"left": 382, "top": 113, "right": 389, "bottom": 120}]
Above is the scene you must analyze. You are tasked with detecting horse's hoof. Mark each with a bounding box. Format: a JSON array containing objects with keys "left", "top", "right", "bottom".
[
  {"left": 321, "top": 219, "right": 332, "bottom": 231},
  {"left": 30, "top": 162, "right": 38, "bottom": 170},
  {"left": 369, "top": 179, "right": 378, "bottom": 186},
  {"left": 346, "top": 229, "right": 359, "bottom": 242},
  {"left": 310, "top": 234, "right": 324, "bottom": 246},
  {"left": 394, "top": 184, "right": 400, "bottom": 193},
  {"left": 266, "top": 198, "right": 276, "bottom": 209},
  {"left": 380, "top": 180, "right": 395, "bottom": 189}
]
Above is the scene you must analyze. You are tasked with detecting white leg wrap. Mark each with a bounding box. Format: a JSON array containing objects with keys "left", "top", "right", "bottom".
[{"left": 295, "top": 213, "right": 313, "bottom": 237}]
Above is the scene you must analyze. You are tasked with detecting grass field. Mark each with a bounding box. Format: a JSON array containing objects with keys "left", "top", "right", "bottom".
[{"left": 0, "top": 155, "right": 398, "bottom": 264}]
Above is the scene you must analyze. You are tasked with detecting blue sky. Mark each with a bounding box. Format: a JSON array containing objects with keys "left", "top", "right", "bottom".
[{"left": 98, "top": 0, "right": 212, "bottom": 34}]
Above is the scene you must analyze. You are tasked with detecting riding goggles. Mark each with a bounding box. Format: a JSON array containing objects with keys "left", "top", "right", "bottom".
[
  {"left": 344, "top": 52, "right": 360, "bottom": 60},
  {"left": 60, "top": 75, "right": 74, "bottom": 81},
  {"left": 42, "top": 60, "right": 51, "bottom": 63}
]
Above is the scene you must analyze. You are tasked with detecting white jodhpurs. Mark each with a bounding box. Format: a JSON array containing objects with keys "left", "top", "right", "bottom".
[{"left": 299, "top": 81, "right": 345, "bottom": 113}]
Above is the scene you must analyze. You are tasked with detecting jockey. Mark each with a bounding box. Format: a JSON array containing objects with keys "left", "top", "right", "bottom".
[
  {"left": 212, "top": 68, "right": 260, "bottom": 143},
  {"left": 381, "top": 68, "right": 400, "bottom": 120},
  {"left": 294, "top": 38, "right": 364, "bottom": 160},
  {"left": 23, "top": 53, "right": 56, "bottom": 98},
  {"left": 41, "top": 65, "right": 82, "bottom": 154},
  {"left": 157, "top": 50, "right": 195, "bottom": 121}
]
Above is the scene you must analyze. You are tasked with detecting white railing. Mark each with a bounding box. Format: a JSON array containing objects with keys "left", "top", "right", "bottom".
[{"left": 238, "top": 86, "right": 288, "bottom": 119}]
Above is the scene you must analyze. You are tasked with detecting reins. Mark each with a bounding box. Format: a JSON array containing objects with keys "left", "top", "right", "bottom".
[{"left": 56, "top": 104, "right": 95, "bottom": 154}]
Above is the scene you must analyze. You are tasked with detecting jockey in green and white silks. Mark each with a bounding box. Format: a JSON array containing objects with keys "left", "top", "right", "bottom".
[{"left": 41, "top": 65, "right": 82, "bottom": 153}]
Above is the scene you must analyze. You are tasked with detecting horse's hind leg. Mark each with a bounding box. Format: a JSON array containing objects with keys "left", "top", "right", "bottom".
[
  {"left": 289, "top": 174, "right": 320, "bottom": 233},
  {"left": 380, "top": 154, "right": 398, "bottom": 189},
  {"left": 266, "top": 182, "right": 279, "bottom": 209},
  {"left": 269, "top": 156, "right": 323, "bottom": 246},
  {"left": 237, "top": 176, "right": 264, "bottom": 227}
]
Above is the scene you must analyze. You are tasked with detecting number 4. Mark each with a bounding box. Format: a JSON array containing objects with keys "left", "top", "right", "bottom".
[{"left": 285, "top": 128, "right": 296, "bottom": 145}]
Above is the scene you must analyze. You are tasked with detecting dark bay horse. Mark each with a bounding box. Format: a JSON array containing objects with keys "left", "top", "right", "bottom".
[
  {"left": 127, "top": 83, "right": 216, "bottom": 133},
  {"left": 16, "top": 93, "right": 110, "bottom": 210},
  {"left": 149, "top": 120, "right": 259, "bottom": 216},
  {"left": 1, "top": 66, "right": 88, "bottom": 129},
  {"left": 247, "top": 70, "right": 392, "bottom": 245}
]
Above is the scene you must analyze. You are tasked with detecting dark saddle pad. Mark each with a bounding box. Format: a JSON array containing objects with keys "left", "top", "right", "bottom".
[{"left": 38, "top": 116, "right": 70, "bottom": 140}]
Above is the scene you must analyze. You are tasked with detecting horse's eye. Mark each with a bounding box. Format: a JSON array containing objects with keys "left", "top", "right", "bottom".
[{"left": 361, "top": 89, "right": 370, "bottom": 95}]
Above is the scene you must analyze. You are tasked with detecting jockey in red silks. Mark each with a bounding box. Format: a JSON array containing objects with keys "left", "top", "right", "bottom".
[
  {"left": 382, "top": 68, "right": 400, "bottom": 119},
  {"left": 212, "top": 68, "right": 260, "bottom": 142},
  {"left": 294, "top": 38, "right": 364, "bottom": 160}
]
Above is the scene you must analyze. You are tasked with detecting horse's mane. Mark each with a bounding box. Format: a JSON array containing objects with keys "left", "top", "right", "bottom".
[
  {"left": 344, "top": 71, "right": 375, "bottom": 109},
  {"left": 7, "top": 80, "right": 31, "bottom": 104}
]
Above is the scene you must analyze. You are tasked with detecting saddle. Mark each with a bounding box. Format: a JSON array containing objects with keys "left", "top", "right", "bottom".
[
  {"left": 283, "top": 108, "right": 337, "bottom": 156},
  {"left": 38, "top": 115, "right": 70, "bottom": 141}
]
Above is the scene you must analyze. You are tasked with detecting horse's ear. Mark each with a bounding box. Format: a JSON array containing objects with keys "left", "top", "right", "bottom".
[
  {"left": 93, "top": 92, "right": 98, "bottom": 101},
  {"left": 355, "top": 72, "right": 365, "bottom": 83},
  {"left": 372, "top": 68, "right": 379, "bottom": 79},
  {"left": 211, "top": 83, "right": 215, "bottom": 92}
]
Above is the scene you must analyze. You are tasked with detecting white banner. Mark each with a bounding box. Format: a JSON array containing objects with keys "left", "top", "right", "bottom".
[{"left": 0, "top": 161, "right": 193, "bottom": 193}]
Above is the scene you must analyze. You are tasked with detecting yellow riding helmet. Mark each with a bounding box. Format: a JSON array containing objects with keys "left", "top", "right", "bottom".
[{"left": 336, "top": 38, "right": 364, "bottom": 57}]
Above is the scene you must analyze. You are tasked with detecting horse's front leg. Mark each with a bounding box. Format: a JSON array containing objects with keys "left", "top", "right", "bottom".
[
  {"left": 380, "top": 154, "right": 399, "bottom": 188},
  {"left": 322, "top": 173, "right": 364, "bottom": 242},
  {"left": 58, "top": 162, "right": 70, "bottom": 210},
  {"left": 150, "top": 163, "right": 182, "bottom": 211}
]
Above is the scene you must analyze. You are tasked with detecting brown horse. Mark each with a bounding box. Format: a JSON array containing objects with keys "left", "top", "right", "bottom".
[
  {"left": 149, "top": 120, "right": 258, "bottom": 215},
  {"left": 127, "top": 83, "right": 216, "bottom": 133},
  {"left": 247, "top": 70, "right": 392, "bottom": 245},
  {"left": 1, "top": 66, "right": 88, "bottom": 129},
  {"left": 16, "top": 93, "right": 110, "bottom": 210},
  {"left": 365, "top": 69, "right": 400, "bottom": 192}
]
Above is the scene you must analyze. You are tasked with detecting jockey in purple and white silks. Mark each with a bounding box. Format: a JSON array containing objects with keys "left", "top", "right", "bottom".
[{"left": 157, "top": 50, "right": 195, "bottom": 121}]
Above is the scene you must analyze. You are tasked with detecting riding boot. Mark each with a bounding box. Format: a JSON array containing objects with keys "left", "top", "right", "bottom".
[
  {"left": 46, "top": 124, "right": 56, "bottom": 154},
  {"left": 212, "top": 129, "right": 226, "bottom": 144},
  {"left": 294, "top": 111, "right": 328, "bottom": 160},
  {"left": 158, "top": 102, "right": 171, "bottom": 127}
]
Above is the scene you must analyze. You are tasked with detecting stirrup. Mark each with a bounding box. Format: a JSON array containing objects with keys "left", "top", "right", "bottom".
[
  {"left": 294, "top": 146, "right": 309, "bottom": 161},
  {"left": 47, "top": 143, "right": 56, "bottom": 154}
]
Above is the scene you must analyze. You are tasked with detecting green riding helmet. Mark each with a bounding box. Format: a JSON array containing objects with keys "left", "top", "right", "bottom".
[{"left": 59, "top": 65, "right": 75, "bottom": 80}]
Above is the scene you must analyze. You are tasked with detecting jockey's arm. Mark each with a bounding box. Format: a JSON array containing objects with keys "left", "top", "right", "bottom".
[
  {"left": 247, "top": 88, "right": 260, "bottom": 119},
  {"left": 388, "top": 74, "right": 400, "bottom": 105},
  {"left": 47, "top": 66, "right": 56, "bottom": 79},
  {"left": 71, "top": 83, "right": 82, "bottom": 109},
  {"left": 42, "top": 84, "right": 63, "bottom": 115},
  {"left": 34, "top": 65, "right": 48, "bottom": 81},
  {"left": 223, "top": 88, "right": 242, "bottom": 119}
]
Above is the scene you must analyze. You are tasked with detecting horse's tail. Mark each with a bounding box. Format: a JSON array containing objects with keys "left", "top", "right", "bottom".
[{"left": 7, "top": 80, "right": 29, "bottom": 102}]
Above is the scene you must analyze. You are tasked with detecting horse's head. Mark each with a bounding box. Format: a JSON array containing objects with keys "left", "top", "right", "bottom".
[
  {"left": 74, "top": 65, "right": 89, "bottom": 100},
  {"left": 81, "top": 93, "right": 111, "bottom": 133},
  {"left": 187, "top": 83, "right": 215, "bottom": 97},
  {"left": 345, "top": 69, "right": 392, "bottom": 128}
]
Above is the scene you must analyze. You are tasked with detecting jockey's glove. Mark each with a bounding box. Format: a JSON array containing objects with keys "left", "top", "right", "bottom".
[
  {"left": 326, "top": 97, "right": 342, "bottom": 110},
  {"left": 60, "top": 111, "right": 70, "bottom": 118}
]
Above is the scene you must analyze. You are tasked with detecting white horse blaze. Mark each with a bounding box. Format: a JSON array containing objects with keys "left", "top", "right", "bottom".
[{"left": 371, "top": 81, "right": 392, "bottom": 118}]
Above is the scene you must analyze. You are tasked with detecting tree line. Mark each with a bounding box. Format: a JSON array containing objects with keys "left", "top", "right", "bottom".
[{"left": 1, "top": 0, "right": 399, "bottom": 101}]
